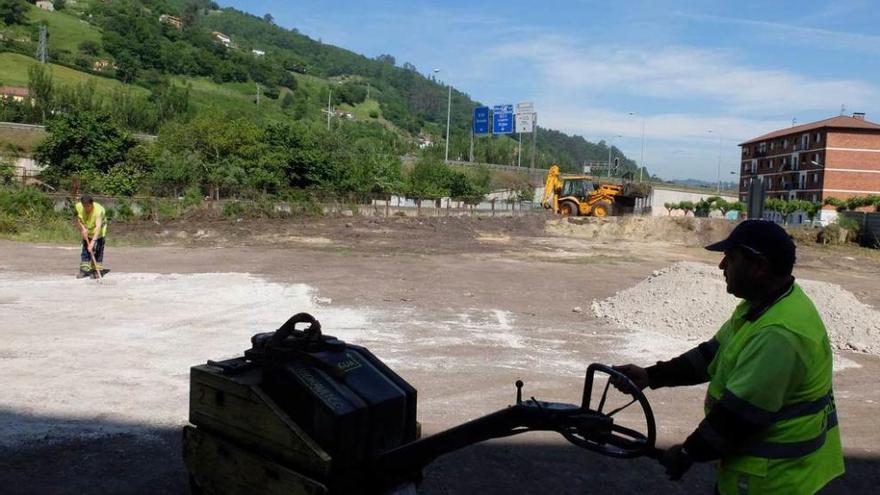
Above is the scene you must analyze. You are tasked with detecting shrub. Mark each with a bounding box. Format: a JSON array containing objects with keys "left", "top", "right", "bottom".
[
  {"left": 0, "top": 212, "right": 18, "bottom": 233},
  {"left": 368, "top": 109, "right": 379, "bottom": 119},
  {"left": 222, "top": 200, "right": 247, "bottom": 218}
]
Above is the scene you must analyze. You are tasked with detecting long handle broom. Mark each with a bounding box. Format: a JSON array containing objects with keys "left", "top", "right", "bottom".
[{"left": 89, "top": 249, "right": 103, "bottom": 283}]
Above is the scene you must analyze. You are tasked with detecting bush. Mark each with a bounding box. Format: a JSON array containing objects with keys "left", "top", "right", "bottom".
[
  {"left": 0, "top": 187, "right": 54, "bottom": 218},
  {"left": 222, "top": 200, "right": 247, "bottom": 218},
  {"left": 368, "top": 109, "right": 379, "bottom": 119},
  {"left": 113, "top": 199, "right": 136, "bottom": 221},
  {"left": 0, "top": 212, "right": 18, "bottom": 233},
  {"left": 0, "top": 161, "right": 14, "bottom": 185},
  {"left": 182, "top": 186, "right": 203, "bottom": 209}
]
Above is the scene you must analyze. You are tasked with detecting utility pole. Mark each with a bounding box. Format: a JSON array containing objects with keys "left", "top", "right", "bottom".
[
  {"left": 517, "top": 131, "right": 522, "bottom": 167},
  {"left": 530, "top": 114, "right": 537, "bottom": 169},
  {"left": 256, "top": 83, "right": 261, "bottom": 106},
  {"left": 444, "top": 84, "right": 451, "bottom": 162},
  {"left": 326, "top": 89, "right": 333, "bottom": 130},
  {"left": 37, "top": 25, "right": 48, "bottom": 64}
]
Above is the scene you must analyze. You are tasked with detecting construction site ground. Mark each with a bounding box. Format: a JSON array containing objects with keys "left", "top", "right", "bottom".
[{"left": 2, "top": 214, "right": 879, "bottom": 494}]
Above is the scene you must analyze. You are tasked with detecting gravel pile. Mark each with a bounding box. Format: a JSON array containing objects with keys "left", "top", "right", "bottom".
[{"left": 591, "top": 262, "right": 880, "bottom": 356}]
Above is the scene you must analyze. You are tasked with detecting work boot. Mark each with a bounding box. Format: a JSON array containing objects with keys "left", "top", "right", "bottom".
[
  {"left": 76, "top": 270, "right": 91, "bottom": 279},
  {"left": 91, "top": 269, "right": 110, "bottom": 279}
]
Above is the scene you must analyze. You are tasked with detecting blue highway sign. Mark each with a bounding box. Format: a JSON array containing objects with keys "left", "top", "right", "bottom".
[
  {"left": 492, "top": 104, "right": 514, "bottom": 134},
  {"left": 473, "top": 107, "right": 489, "bottom": 135}
]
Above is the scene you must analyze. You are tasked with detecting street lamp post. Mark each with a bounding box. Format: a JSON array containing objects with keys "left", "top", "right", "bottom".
[
  {"left": 433, "top": 68, "right": 452, "bottom": 162},
  {"left": 708, "top": 130, "right": 723, "bottom": 193},
  {"left": 629, "top": 112, "right": 646, "bottom": 182}
]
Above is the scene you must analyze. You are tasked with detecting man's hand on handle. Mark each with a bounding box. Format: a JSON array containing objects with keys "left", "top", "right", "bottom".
[
  {"left": 659, "top": 444, "right": 693, "bottom": 481},
  {"left": 611, "top": 364, "right": 650, "bottom": 391}
]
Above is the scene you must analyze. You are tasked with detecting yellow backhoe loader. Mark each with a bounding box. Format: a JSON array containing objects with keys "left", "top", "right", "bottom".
[{"left": 541, "top": 165, "right": 649, "bottom": 217}]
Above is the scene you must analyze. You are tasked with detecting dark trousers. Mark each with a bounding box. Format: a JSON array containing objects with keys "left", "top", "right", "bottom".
[{"left": 80, "top": 237, "right": 105, "bottom": 272}]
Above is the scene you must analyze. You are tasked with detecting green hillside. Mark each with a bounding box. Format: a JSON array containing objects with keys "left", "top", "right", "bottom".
[{"left": 0, "top": 0, "right": 645, "bottom": 176}]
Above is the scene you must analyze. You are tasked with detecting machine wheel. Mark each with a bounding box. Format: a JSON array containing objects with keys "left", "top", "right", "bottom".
[
  {"left": 591, "top": 200, "right": 613, "bottom": 218},
  {"left": 559, "top": 201, "right": 579, "bottom": 217}
]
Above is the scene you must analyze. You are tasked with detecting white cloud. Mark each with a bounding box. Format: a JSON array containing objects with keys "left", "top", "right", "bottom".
[
  {"left": 488, "top": 36, "right": 880, "bottom": 114},
  {"left": 677, "top": 12, "right": 880, "bottom": 55}
]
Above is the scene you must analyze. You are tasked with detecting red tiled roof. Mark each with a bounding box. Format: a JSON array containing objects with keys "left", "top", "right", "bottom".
[
  {"left": 0, "top": 86, "right": 29, "bottom": 97},
  {"left": 740, "top": 115, "right": 880, "bottom": 145}
]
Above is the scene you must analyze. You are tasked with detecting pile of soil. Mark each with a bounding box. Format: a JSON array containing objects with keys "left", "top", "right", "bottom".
[
  {"left": 591, "top": 261, "right": 880, "bottom": 355},
  {"left": 546, "top": 216, "right": 736, "bottom": 246}
]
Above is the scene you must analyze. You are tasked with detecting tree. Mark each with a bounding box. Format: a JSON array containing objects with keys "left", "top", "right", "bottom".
[
  {"left": 663, "top": 202, "right": 676, "bottom": 215},
  {"left": 78, "top": 39, "right": 101, "bottom": 56},
  {"left": 803, "top": 201, "right": 822, "bottom": 223},
  {"left": 27, "top": 64, "right": 54, "bottom": 122},
  {"left": 262, "top": 13, "right": 273, "bottom": 24},
  {"left": 406, "top": 151, "right": 450, "bottom": 214},
  {"left": 678, "top": 200, "right": 695, "bottom": 216},
  {"left": 35, "top": 112, "right": 137, "bottom": 187},
  {"left": 823, "top": 197, "right": 846, "bottom": 212},
  {"left": 52, "top": 0, "right": 65, "bottom": 11},
  {"left": 375, "top": 54, "right": 396, "bottom": 66},
  {"left": 0, "top": 0, "right": 28, "bottom": 26}
]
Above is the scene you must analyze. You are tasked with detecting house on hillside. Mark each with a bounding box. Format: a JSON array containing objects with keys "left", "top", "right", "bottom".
[
  {"left": 36, "top": 1, "right": 54, "bottom": 11},
  {"left": 0, "top": 86, "right": 30, "bottom": 103},
  {"left": 159, "top": 14, "right": 183, "bottom": 30},
  {"left": 92, "top": 59, "right": 113, "bottom": 71},
  {"left": 739, "top": 113, "right": 880, "bottom": 224},
  {"left": 251, "top": 49, "right": 265, "bottom": 56},
  {"left": 212, "top": 31, "right": 232, "bottom": 47}
]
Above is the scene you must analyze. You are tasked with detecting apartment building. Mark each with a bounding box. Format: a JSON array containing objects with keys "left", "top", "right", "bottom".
[{"left": 739, "top": 114, "right": 880, "bottom": 223}]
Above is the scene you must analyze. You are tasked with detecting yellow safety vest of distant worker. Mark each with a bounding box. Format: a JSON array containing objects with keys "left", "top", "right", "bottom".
[
  {"left": 74, "top": 195, "right": 109, "bottom": 279},
  {"left": 76, "top": 201, "right": 107, "bottom": 239}
]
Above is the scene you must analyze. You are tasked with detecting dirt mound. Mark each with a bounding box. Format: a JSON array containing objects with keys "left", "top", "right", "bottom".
[
  {"left": 591, "top": 261, "right": 880, "bottom": 356},
  {"left": 547, "top": 216, "right": 736, "bottom": 245}
]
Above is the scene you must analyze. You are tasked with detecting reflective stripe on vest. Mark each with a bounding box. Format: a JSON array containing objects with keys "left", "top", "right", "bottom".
[
  {"left": 741, "top": 409, "right": 838, "bottom": 459},
  {"left": 704, "top": 391, "right": 837, "bottom": 459}
]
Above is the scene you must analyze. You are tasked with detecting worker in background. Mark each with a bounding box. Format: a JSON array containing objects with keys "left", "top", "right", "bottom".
[
  {"left": 74, "top": 194, "right": 109, "bottom": 279},
  {"left": 613, "top": 220, "right": 843, "bottom": 494}
]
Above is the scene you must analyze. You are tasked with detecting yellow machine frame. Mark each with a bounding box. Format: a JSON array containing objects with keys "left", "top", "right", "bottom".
[{"left": 541, "top": 165, "right": 624, "bottom": 217}]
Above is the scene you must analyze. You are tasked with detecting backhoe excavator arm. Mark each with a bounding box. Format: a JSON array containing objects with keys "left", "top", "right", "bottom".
[{"left": 541, "top": 165, "right": 562, "bottom": 212}]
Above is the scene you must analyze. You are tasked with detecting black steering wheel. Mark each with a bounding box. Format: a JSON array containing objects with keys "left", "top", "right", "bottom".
[{"left": 561, "top": 364, "right": 657, "bottom": 458}]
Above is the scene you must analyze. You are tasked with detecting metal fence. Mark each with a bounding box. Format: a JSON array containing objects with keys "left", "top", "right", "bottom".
[{"left": 840, "top": 211, "right": 880, "bottom": 249}]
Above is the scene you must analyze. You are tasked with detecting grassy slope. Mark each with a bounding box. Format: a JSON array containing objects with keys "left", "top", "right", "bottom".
[
  {"left": 30, "top": 6, "right": 102, "bottom": 53},
  {"left": 0, "top": 52, "right": 146, "bottom": 94}
]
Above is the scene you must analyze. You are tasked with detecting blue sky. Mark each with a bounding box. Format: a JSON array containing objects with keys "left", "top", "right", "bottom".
[{"left": 224, "top": 0, "right": 880, "bottom": 181}]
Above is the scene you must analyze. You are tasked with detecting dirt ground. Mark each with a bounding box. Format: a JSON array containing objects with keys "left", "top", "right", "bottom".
[{"left": 2, "top": 214, "right": 879, "bottom": 494}]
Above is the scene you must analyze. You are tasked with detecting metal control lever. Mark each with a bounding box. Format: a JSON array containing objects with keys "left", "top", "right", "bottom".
[{"left": 515, "top": 380, "right": 523, "bottom": 405}]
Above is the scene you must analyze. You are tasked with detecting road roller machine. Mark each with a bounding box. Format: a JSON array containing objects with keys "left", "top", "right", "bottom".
[{"left": 183, "top": 313, "right": 659, "bottom": 494}]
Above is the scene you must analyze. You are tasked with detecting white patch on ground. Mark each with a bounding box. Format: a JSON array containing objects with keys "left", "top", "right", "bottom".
[
  {"left": 0, "top": 272, "right": 378, "bottom": 447},
  {"left": 591, "top": 262, "right": 878, "bottom": 368},
  {"left": 1, "top": 272, "right": 599, "bottom": 447}
]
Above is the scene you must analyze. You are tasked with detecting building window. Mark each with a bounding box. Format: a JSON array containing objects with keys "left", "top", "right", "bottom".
[
  {"left": 813, "top": 173, "right": 819, "bottom": 182},
  {"left": 770, "top": 141, "right": 776, "bottom": 150},
  {"left": 792, "top": 156, "right": 798, "bottom": 170},
  {"left": 815, "top": 132, "right": 821, "bottom": 142},
  {"left": 802, "top": 134, "right": 810, "bottom": 149},
  {"left": 769, "top": 159, "right": 773, "bottom": 169},
  {"left": 812, "top": 194, "right": 817, "bottom": 202},
  {"left": 813, "top": 153, "right": 820, "bottom": 165},
  {"left": 783, "top": 139, "right": 789, "bottom": 148}
]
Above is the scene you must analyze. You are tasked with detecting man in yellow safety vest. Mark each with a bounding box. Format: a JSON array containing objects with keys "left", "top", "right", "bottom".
[
  {"left": 74, "top": 194, "right": 109, "bottom": 279},
  {"left": 614, "top": 220, "right": 844, "bottom": 494}
]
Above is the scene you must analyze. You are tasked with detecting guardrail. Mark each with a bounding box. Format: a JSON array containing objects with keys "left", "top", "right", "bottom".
[{"left": 0, "top": 121, "right": 157, "bottom": 142}]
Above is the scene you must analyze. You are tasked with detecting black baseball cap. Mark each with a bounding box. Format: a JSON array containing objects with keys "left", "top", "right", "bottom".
[{"left": 706, "top": 220, "right": 796, "bottom": 271}]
